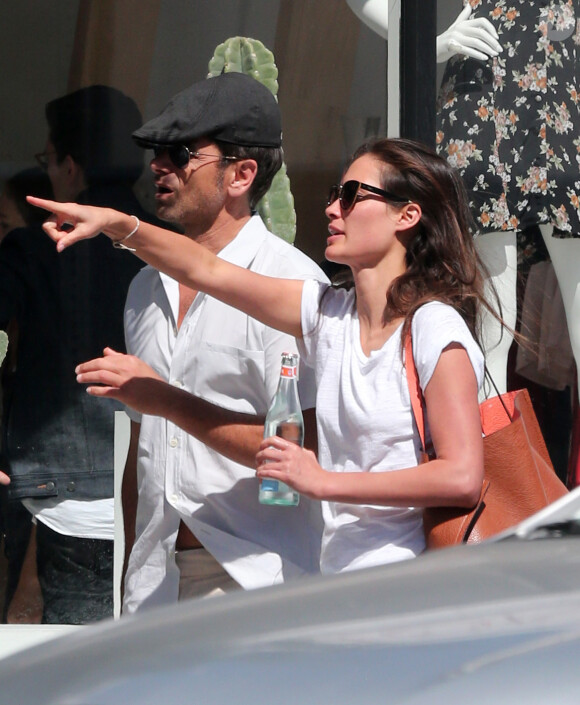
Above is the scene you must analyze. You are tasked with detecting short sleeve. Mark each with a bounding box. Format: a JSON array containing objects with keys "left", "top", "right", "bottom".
[
  {"left": 298, "top": 279, "right": 330, "bottom": 368},
  {"left": 411, "top": 302, "right": 484, "bottom": 393}
]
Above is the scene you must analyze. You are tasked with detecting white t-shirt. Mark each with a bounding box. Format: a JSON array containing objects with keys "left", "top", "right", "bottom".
[
  {"left": 299, "top": 280, "right": 485, "bottom": 574},
  {"left": 123, "top": 216, "right": 328, "bottom": 613}
]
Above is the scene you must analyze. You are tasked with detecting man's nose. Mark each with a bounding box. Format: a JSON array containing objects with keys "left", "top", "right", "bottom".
[{"left": 150, "top": 151, "right": 171, "bottom": 173}]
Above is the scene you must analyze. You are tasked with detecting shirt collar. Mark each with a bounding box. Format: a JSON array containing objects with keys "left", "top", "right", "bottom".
[
  {"left": 157, "top": 214, "right": 270, "bottom": 318},
  {"left": 216, "top": 214, "right": 269, "bottom": 268}
]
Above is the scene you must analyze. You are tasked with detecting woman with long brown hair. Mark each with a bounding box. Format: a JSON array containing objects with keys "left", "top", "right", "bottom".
[{"left": 30, "top": 137, "right": 490, "bottom": 574}]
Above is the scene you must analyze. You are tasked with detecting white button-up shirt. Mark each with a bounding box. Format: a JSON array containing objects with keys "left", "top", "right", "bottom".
[{"left": 123, "top": 216, "right": 327, "bottom": 613}]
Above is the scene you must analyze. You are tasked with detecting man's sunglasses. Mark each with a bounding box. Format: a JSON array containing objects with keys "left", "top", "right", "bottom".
[
  {"left": 152, "top": 144, "right": 238, "bottom": 170},
  {"left": 327, "top": 180, "right": 411, "bottom": 213}
]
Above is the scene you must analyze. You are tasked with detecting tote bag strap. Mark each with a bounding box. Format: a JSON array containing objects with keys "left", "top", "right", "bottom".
[
  {"left": 404, "top": 332, "right": 427, "bottom": 450},
  {"left": 483, "top": 366, "right": 514, "bottom": 424},
  {"left": 406, "top": 331, "right": 513, "bottom": 444}
]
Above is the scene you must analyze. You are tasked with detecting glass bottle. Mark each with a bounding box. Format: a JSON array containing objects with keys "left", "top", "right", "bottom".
[{"left": 258, "top": 352, "right": 303, "bottom": 506}]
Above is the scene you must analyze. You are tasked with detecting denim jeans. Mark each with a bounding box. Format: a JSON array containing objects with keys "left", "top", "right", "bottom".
[{"left": 36, "top": 521, "right": 113, "bottom": 625}]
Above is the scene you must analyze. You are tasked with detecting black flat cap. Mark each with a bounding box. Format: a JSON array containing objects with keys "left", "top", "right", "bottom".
[{"left": 133, "top": 72, "right": 282, "bottom": 149}]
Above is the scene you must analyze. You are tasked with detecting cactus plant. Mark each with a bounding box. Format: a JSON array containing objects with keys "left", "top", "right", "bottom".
[
  {"left": 0, "top": 331, "right": 7, "bottom": 366},
  {"left": 207, "top": 37, "right": 296, "bottom": 244}
]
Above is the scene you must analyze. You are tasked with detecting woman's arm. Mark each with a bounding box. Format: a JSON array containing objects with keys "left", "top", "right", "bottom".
[
  {"left": 26, "top": 197, "right": 304, "bottom": 338},
  {"left": 256, "top": 344, "right": 483, "bottom": 508}
]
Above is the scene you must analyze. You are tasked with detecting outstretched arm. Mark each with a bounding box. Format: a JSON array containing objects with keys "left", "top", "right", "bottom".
[
  {"left": 346, "top": 1, "right": 502, "bottom": 63},
  {"left": 27, "top": 197, "right": 305, "bottom": 339}
]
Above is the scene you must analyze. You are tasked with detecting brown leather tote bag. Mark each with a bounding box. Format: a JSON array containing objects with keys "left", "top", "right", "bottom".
[{"left": 405, "top": 334, "right": 568, "bottom": 549}]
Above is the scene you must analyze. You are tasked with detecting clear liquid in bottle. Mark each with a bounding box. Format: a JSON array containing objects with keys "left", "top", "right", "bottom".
[{"left": 259, "top": 353, "right": 303, "bottom": 507}]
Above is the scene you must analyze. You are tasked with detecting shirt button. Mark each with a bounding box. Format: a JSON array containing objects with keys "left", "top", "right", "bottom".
[
  {"left": 172, "top": 380, "right": 183, "bottom": 388},
  {"left": 169, "top": 437, "right": 178, "bottom": 448},
  {"left": 535, "top": 94, "right": 543, "bottom": 102},
  {"left": 170, "top": 494, "right": 179, "bottom": 504}
]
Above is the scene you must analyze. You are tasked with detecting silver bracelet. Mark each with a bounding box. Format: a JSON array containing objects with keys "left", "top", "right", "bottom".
[{"left": 112, "top": 215, "right": 140, "bottom": 251}]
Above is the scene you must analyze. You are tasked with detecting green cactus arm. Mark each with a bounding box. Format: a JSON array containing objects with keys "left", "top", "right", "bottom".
[
  {"left": 208, "top": 37, "right": 279, "bottom": 94},
  {"left": 207, "top": 37, "right": 296, "bottom": 244},
  {"left": 256, "top": 165, "right": 296, "bottom": 244},
  {"left": 0, "top": 331, "right": 8, "bottom": 367}
]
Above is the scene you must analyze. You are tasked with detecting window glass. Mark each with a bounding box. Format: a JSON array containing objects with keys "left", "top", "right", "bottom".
[
  {"left": 435, "top": 0, "right": 577, "bottom": 485},
  {"left": 0, "top": 0, "right": 387, "bottom": 626},
  {"left": 0, "top": 0, "right": 574, "bottom": 635}
]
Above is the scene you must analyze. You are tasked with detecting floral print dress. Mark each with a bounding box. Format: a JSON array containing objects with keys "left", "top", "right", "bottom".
[{"left": 437, "top": 0, "right": 580, "bottom": 256}]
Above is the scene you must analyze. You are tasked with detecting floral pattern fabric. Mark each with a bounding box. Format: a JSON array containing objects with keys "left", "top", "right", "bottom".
[{"left": 437, "top": 0, "right": 580, "bottom": 246}]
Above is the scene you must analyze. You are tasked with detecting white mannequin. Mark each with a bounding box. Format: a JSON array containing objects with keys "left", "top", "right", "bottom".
[
  {"left": 346, "top": 0, "right": 580, "bottom": 401},
  {"left": 540, "top": 225, "right": 580, "bottom": 394}
]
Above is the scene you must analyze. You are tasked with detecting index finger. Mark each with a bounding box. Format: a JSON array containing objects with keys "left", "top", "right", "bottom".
[
  {"left": 75, "top": 356, "right": 111, "bottom": 375},
  {"left": 456, "top": 4, "right": 472, "bottom": 22},
  {"left": 27, "top": 196, "right": 78, "bottom": 245},
  {"left": 462, "top": 18, "right": 501, "bottom": 42},
  {"left": 27, "top": 196, "right": 77, "bottom": 225},
  {"left": 27, "top": 196, "right": 103, "bottom": 252},
  {"left": 260, "top": 436, "right": 294, "bottom": 451},
  {"left": 27, "top": 195, "right": 63, "bottom": 212}
]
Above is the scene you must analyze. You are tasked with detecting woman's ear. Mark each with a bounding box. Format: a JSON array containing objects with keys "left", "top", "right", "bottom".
[
  {"left": 396, "top": 202, "right": 422, "bottom": 231},
  {"left": 227, "top": 159, "right": 258, "bottom": 198}
]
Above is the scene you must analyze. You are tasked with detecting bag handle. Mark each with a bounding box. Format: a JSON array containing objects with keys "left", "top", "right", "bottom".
[
  {"left": 404, "top": 332, "right": 428, "bottom": 451},
  {"left": 405, "top": 331, "right": 514, "bottom": 449},
  {"left": 483, "top": 366, "right": 514, "bottom": 423},
  {"left": 406, "top": 330, "right": 490, "bottom": 544}
]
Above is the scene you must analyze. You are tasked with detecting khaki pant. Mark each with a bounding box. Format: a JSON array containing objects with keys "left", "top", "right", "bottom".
[{"left": 175, "top": 548, "right": 240, "bottom": 600}]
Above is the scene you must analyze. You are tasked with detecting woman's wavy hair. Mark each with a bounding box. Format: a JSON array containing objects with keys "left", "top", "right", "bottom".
[{"left": 343, "top": 137, "right": 502, "bottom": 350}]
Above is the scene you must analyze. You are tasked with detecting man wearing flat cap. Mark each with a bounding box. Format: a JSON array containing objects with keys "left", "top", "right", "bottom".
[{"left": 115, "top": 72, "right": 326, "bottom": 612}]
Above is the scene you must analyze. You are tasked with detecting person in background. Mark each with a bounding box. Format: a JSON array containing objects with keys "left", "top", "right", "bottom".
[
  {"left": 0, "top": 168, "right": 52, "bottom": 623},
  {"left": 0, "top": 85, "right": 151, "bottom": 624},
  {"left": 0, "top": 169, "right": 53, "bottom": 242}
]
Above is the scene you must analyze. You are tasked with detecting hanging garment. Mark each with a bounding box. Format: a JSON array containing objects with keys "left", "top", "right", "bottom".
[
  {"left": 437, "top": 0, "right": 580, "bottom": 242},
  {"left": 516, "top": 258, "right": 576, "bottom": 390}
]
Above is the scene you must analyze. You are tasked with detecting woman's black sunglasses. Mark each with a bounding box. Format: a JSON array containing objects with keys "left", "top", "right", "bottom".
[
  {"left": 327, "top": 180, "right": 411, "bottom": 213},
  {"left": 152, "top": 144, "right": 238, "bottom": 170}
]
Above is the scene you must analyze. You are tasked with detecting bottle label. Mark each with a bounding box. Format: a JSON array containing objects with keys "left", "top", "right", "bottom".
[
  {"left": 280, "top": 364, "right": 297, "bottom": 379},
  {"left": 260, "top": 479, "right": 279, "bottom": 492}
]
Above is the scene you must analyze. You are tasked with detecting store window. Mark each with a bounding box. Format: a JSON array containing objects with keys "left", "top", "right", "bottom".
[
  {"left": 0, "top": 0, "right": 387, "bottom": 626},
  {"left": 1, "top": 0, "right": 575, "bottom": 633},
  {"left": 435, "top": 0, "right": 579, "bottom": 487}
]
